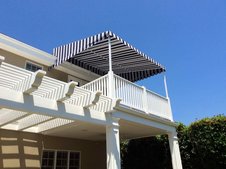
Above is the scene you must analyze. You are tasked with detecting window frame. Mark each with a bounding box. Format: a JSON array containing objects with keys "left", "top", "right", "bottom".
[
  {"left": 25, "top": 61, "right": 43, "bottom": 72},
  {"left": 41, "top": 149, "right": 81, "bottom": 169}
]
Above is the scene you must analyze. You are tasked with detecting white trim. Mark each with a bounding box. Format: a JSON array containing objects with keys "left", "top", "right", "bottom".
[{"left": 0, "top": 33, "right": 55, "bottom": 66}]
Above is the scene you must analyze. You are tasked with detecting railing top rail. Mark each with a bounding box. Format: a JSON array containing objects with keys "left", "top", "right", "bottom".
[
  {"left": 81, "top": 73, "right": 108, "bottom": 87},
  {"left": 146, "top": 88, "right": 168, "bottom": 101},
  {"left": 113, "top": 74, "right": 142, "bottom": 88}
]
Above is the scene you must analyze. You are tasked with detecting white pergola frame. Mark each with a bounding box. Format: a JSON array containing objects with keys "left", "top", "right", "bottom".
[{"left": 0, "top": 38, "right": 183, "bottom": 169}]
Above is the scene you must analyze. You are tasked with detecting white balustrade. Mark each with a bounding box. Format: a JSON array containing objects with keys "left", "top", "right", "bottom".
[
  {"left": 81, "top": 74, "right": 109, "bottom": 96},
  {"left": 82, "top": 73, "right": 172, "bottom": 120},
  {"left": 146, "top": 89, "right": 172, "bottom": 120},
  {"left": 114, "top": 74, "right": 143, "bottom": 110}
]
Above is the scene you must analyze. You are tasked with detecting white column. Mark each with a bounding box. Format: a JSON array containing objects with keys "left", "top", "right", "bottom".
[
  {"left": 108, "top": 37, "right": 115, "bottom": 98},
  {"left": 168, "top": 130, "right": 183, "bottom": 169},
  {"left": 106, "top": 117, "right": 121, "bottom": 169}
]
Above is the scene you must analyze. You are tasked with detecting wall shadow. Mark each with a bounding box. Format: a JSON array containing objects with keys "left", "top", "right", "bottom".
[{"left": 0, "top": 129, "right": 42, "bottom": 169}]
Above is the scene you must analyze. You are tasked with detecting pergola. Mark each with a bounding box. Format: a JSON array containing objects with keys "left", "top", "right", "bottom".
[
  {"left": 53, "top": 31, "right": 165, "bottom": 82},
  {"left": 0, "top": 31, "right": 183, "bottom": 169}
]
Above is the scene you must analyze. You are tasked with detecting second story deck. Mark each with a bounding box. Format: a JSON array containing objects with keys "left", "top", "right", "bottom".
[
  {"left": 0, "top": 31, "right": 173, "bottom": 127},
  {"left": 53, "top": 31, "right": 173, "bottom": 121}
]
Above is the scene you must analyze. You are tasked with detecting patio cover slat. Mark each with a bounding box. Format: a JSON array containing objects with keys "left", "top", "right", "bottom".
[{"left": 52, "top": 31, "right": 165, "bottom": 82}]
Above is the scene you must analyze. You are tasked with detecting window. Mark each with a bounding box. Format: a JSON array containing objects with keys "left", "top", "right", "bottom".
[
  {"left": 42, "top": 150, "right": 55, "bottom": 169},
  {"left": 25, "top": 61, "right": 42, "bottom": 72},
  {"left": 41, "top": 150, "right": 80, "bottom": 169}
]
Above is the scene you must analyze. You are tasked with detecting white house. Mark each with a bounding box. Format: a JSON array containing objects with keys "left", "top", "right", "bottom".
[{"left": 0, "top": 31, "right": 183, "bottom": 169}]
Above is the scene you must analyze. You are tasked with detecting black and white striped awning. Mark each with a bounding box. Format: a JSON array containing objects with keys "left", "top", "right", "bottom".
[{"left": 53, "top": 31, "right": 165, "bottom": 82}]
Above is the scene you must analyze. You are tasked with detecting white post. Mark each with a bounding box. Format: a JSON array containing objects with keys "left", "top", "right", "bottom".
[
  {"left": 108, "top": 37, "right": 115, "bottom": 98},
  {"left": 164, "top": 74, "right": 169, "bottom": 98},
  {"left": 168, "top": 130, "right": 183, "bottom": 169},
  {"left": 108, "top": 37, "right": 113, "bottom": 72},
  {"left": 106, "top": 116, "right": 121, "bottom": 169}
]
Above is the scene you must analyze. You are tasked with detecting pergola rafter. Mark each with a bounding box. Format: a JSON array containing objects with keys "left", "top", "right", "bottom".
[{"left": 0, "top": 58, "right": 116, "bottom": 133}]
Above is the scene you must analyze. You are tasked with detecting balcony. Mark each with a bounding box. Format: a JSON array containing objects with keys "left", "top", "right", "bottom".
[
  {"left": 82, "top": 72, "right": 172, "bottom": 121},
  {"left": 51, "top": 31, "right": 173, "bottom": 121}
]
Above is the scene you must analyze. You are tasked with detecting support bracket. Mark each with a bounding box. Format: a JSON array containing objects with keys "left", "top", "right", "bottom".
[
  {"left": 84, "top": 91, "right": 102, "bottom": 108},
  {"left": 0, "top": 56, "right": 5, "bottom": 66},
  {"left": 113, "top": 98, "right": 122, "bottom": 108},
  {"left": 57, "top": 81, "right": 78, "bottom": 102},
  {"left": 24, "top": 70, "right": 46, "bottom": 94}
]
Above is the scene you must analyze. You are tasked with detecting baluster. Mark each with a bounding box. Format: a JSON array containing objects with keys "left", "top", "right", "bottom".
[
  {"left": 103, "top": 77, "right": 105, "bottom": 95},
  {"left": 142, "top": 86, "right": 148, "bottom": 113}
]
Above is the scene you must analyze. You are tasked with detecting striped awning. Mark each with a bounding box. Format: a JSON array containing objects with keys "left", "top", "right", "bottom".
[{"left": 53, "top": 31, "right": 165, "bottom": 82}]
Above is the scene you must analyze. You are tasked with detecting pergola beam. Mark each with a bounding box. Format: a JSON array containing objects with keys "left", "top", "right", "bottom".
[{"left": 0, "top": 86, "right": 108, "bottom": 126}]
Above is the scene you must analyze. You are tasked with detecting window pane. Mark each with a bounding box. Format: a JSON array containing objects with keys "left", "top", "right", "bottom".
[
  {"left": 42, "top": 150, "right": 80, "bottom": 169},
  {"left": 56, "top": 151, "right": 68, "bottom": 169},
  {"left": 69, "top": 152, "right": 80, "bottom": 169},
  {"left": 26, "top": 63, "right": 31, "bottom": 70},
  {"left": 25, "top": 62, "right": 42, "bottom": 72},
  {"left": 41, "top": 150, "right": 55, "bottom": 169}
]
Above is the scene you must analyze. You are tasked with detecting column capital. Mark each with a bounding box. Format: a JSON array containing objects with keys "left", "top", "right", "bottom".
[
  {"left": 167, "top": 131, "right": 179, "bottom": 141},
  {"left": 107, "top": 116, "right": 120, "bottom": 128}
]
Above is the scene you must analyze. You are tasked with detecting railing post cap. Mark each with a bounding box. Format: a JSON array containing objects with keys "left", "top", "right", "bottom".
[{"left": 68, "top": 80, "right": 79, "bottom": 87}]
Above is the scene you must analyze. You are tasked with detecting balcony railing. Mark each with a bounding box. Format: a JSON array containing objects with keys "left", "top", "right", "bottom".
[{"left": 81, "top": 72, "right": 172, "bottom": 120}]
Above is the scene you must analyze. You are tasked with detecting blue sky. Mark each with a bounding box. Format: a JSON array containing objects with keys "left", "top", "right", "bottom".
[{"left": 0, "top": 0, "right": 225, "bottom": 125}]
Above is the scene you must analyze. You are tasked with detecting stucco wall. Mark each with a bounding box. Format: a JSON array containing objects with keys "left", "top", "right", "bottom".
[{"left": 0, "top": 129, "right": 106, "bottom": 169}]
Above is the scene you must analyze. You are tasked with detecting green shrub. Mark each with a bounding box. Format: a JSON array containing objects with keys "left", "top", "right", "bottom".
[
  {"left": 121, "top": 115, "right": 226, "bottom": 169},
  {"left": 187, "top": 115, "right": 226, "bottom": 169},
  {"left": 121, "top": 136, "right": 172, "bottom": 169}
]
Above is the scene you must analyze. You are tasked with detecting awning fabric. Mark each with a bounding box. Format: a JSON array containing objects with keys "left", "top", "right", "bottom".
[{"left": 53, "top": 31, "right": 165, "bottom": 82}]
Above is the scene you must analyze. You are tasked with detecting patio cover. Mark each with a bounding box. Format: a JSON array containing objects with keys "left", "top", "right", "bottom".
[{"left": 53, "top": 31, "right": 165, "bottom": 82}]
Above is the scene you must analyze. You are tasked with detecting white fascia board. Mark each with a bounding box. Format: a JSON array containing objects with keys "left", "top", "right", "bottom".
[
  {"left": 0, "top": 86, "right": 107, "bottom": 126},
  {"left": 113, "top": 105, "right": 177, "bottom": 130},
  {"left": 56, "top": 62, "right": 101, "bottom": 82},
  {"left": 112, "top": 111, "right": 176, "bottom": 133},
  {"left": 0, "top": 33, "right": 56, "bottom": 66}
]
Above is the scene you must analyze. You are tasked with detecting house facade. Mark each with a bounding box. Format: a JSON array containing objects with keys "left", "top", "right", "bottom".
[{"left": 0, "top": 31, "right": 183, "bottom": 169}]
